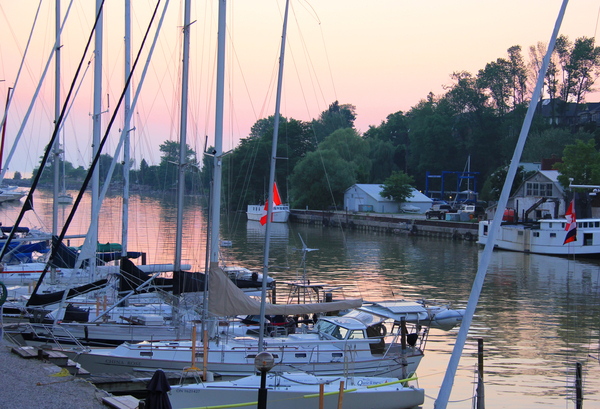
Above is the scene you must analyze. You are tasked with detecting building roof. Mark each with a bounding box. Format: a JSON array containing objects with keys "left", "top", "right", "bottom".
[
  {"left": 538, "top": 170, "right": 560, "bottom": 183},
  {"left": 347, "top": 184, "right": 432, "bottom": 203}
]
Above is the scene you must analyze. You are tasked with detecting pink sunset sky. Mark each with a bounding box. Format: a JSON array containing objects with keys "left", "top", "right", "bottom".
[{"left": 0, "top": 0, "right": 598, "bottom": 177}]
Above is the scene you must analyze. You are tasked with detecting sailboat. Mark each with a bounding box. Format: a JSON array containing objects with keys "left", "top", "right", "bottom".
[
  {"left": 169, "top": 371, "right": 425, "bottom": 409},
  {"left": 167, "top": 5, "right": 423, "bottom": 408}
]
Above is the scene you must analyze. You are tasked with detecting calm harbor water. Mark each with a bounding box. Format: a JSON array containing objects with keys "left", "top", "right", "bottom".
[{"left": 2, "top": 189, "right": 600, "bottom": 408}]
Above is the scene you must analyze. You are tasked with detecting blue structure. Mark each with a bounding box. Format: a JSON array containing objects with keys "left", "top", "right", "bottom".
[{"left": 425, "top": 171, "right": 479, "bottom": 202}]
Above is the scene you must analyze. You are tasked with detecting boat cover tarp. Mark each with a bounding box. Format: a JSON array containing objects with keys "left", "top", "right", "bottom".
[
  {"left": 1, "top": 226, "right": 30, "bottom": 234},
  {"left": 0, "top": 241, "right": 48, "bottom": 254},
  {"left": 97, "top": 251, "right": 142, "bottom": 263},
  {"left": 208, "top": 266, "right": 362, "bottom": 317},
  {"left": 49, "top": 236, "right": 79, "bottom": 268},
  {"left": 96, "top": 242, "right": 122, "bottom": 252},
  {"left": 26, "top": 279, "right": 109, "bottom": 306},
  {"left": 118, "top": 258, "right": 204, "bottom": 294}
]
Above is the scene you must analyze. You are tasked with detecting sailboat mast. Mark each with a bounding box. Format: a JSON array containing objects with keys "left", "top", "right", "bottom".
[
  {"left": 90, "top": 0, "right": 103, "bottom": 279},
  {"left": 258, "top": 0, "right": 290, "bottom": 351},
  {"left": 51, "top": 0, "right": 61, "bottom": 284},
  {"left": 52, "top": 0, "right": 61, "bottom": 237},
  {"left": 209, "top": 0, "right": 226, "bottom": 271},
  {"left": 434, "top": 1, "right": 569, "bottom": 407},
  {"left": 174, "top": 0, "right": 191, "bottom": 278},
  {"left": 122, "top": 0, "right": 132, "bottom": 257}
]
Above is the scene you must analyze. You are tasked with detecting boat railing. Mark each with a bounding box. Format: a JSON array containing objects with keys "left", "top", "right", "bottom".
[{"left": 24, "top": 322, "right": 90, "bottom": 353}]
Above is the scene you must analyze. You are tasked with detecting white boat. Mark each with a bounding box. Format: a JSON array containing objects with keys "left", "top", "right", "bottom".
[
  {"left": 168, "top": 371, "right": 425, "bottom": 409},
  {"left": 477, "top": 217, "right": 600, "bottom": 256},
  {"left": 0, "top": 189, "right": 26, "bottom": 203},
  {"left": 63, "top": 285, "right": 462, "bottom": 376},
  {"left": 247, "top": 204, "right": 290, "bottom": 223}
]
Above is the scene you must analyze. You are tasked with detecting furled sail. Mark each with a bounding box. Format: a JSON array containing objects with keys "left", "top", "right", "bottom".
[{"left": 208, "top": 266, "right": 362, "bottom": 317}]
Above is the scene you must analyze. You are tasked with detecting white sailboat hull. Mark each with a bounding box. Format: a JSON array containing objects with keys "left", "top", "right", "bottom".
[
  {"left": 67, "top": 337, "right": 423, "bottom": 378},
  {"left": 168, "top": 372, "right": 425, "bottom": 409}
]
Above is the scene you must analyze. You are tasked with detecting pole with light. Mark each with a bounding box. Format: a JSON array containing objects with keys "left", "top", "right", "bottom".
[{"left": 255, "top": 351, "right": 274, "bottom": 409}]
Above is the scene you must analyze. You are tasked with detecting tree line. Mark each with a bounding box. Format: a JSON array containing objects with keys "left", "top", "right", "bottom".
[{"left": 29, "top": 35, "right": 600, "bottom": 209}]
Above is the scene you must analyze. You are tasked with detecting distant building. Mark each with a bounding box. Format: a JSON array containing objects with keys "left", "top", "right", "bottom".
[
  {"left": 539, "top": 99, "right": 600, "bottom": 127},
  {"left": 344, "top": 184, "right": 433, "bottom": 214},
  {"left": 485, "top": 170, "right": 566, "bottom": 221}
]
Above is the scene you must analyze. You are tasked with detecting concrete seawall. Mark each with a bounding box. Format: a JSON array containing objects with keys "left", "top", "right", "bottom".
[{"left": 289, "top": 210, "right": 479, "bottom": 241}]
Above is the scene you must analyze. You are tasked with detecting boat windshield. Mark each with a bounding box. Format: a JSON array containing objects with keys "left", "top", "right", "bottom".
[{"left": 315, "top": 320, "right": 348, "bottom": 340}]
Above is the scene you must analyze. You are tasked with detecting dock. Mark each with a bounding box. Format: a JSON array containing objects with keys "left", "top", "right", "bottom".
[{"left": 290, "top": 209, "right": 479, "bottom": 240}]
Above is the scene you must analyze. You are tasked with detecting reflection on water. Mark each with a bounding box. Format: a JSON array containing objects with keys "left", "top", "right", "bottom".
[{"left": 1, "top": 190, "right": 599, "bottom": 408}]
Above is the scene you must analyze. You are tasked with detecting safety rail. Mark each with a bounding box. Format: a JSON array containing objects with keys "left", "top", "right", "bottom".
[{"left": 21, "top": 323, "right": 90, "bottom": 352}]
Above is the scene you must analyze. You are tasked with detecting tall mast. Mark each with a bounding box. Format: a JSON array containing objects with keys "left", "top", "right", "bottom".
[
  {"left": 434, "top": 1, "right": 569, "bottom": 406},
  {"left": 91, "top": 0, "right": 103, "bottom": 278},
  {"left": 122, "top": 0, "right": 132, "bottom": 258},
  {"left": 209, "top": 0, "right": 226, "bottom": 271},
  {"left": 175, "top": 0, "right": 191, "bottom": 281},
  {"left": 51, "top": 0, "right": 61, "bottom": 283},
  {"left": 258, "top": 0, "right": 290, "bottom": 351}
]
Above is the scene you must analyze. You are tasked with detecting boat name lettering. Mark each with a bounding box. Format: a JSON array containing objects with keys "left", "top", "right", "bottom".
[{"left": 104, "top": 359, "right": 141, "bottom": 366}]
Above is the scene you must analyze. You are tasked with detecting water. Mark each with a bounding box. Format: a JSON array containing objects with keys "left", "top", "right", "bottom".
[{"left": 2, "top": 189, "right": 600, "bottom": 408}]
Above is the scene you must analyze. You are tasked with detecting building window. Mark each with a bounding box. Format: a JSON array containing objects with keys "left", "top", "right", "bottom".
[{"left": 526, "top": 182, "right": 553, "bottom": 197}]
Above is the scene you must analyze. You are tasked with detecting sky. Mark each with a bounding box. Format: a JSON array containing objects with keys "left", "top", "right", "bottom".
[{"left": 0, "top": 0, "right": 599, "bottom": 178}]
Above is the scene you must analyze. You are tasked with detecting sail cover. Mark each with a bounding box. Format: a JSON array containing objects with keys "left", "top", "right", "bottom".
[{"left": 208, "top": 266, "right": 362, "bottom": 317}]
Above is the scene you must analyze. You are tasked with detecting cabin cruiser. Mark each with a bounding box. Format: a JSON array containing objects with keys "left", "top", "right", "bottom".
[{"left": 478, "top": 217, "right": 600, "bottom": 257}]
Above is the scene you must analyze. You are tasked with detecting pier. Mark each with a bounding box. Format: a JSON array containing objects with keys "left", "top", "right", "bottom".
[{"left": 290, "top": 209, "right": 479, "bottom": 240}]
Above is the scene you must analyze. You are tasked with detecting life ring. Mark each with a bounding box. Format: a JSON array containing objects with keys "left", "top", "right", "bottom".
[{"left": 373, "top": 323, "right": 387, "bottom": 337}]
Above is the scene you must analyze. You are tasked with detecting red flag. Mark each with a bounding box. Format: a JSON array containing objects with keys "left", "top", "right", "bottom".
[
  {"left": 563, "top": 200, "right": 577, "bottom": 245},
  {"left": 260, "top": 183, "right": 282, "bottom": 225}
]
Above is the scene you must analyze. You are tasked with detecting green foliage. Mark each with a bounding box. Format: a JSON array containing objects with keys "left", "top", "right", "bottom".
[
  {"left": 522, "top": 129, "right": 593, "bottom": 162},
  {"left": 289, "top": 128, "right": 370, "bottom": 208},
  {"left": 289, "top": 149, "right": 356, "bottom": 209},
  {"left": 311, "top": 101, "right": 356, "bottom": 143},
  {"left": 555, "top": 139, "right": 600, "bottom": 187},
  {"left": 222, "top": 115, "right": 315, "bottom": 210},
  {"left": 154, "top": 140, "right": 199, "bottom": 190},
  {"left": 13, "top": 171, "right": 21, "bottom": 180},
  {"left": 380, "top": 171, "right": 415, "bottom": 203}
]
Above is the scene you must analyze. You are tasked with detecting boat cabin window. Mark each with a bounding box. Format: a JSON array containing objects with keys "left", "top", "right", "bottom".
[
  {"left": 331, "top": 326, "right": 348, "bottom": 340},
  {"left": 596, "top": 222, "right": 600, "bottom": 228},
  {"left": 584, "top": 233, "right": 593, "bottom": 246},
  {"left": 315, "top": 320, "right": 348, "bottom": 340},
  {"left": 550, "top": 233, "right": 556, "bottom": 238},
  {"left": 518, "top": 231, "right": 523, "bottom": 236},
  {"left": 347, "top": 330, "right": 366, "bottom": 339},
  {"left": 562, "top": 223, "right": 566, "bottom": 228},
  {"left": 533, "top": 232, "right": 540, "bottom": 237}
]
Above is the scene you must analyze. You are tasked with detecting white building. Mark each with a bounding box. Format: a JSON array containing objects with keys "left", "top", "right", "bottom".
[{"left": 343, "top": 184, "right": 433, "bottom": 214}]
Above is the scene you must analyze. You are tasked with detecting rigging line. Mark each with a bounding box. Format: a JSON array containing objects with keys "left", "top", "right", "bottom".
[
  {"left": 290, "top": 1, "right": 325, "bottom": 114},
  {"left": 26, "top": 0, "right": 162, "bottom": 303},
  {"left": 595, "top": 4, "right": 600, "bottom": 39},
  {"left": 0, "top": 1, "right": 42, "bottom": 132},
  {"left": 0, "top": 0, "right": 82, "bottom": 261}
]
